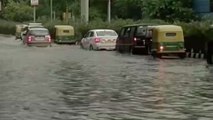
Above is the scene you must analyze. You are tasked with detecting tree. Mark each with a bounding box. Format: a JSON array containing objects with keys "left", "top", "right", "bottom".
[
  {"left": 142, "top": 0, "right": 198, "bottom": 22},
  {"left": 2, "top": 0, "right": 33, "bottom": 22},
  {"left": 112, "top": 0, "right": 143, "bottom": 20}
]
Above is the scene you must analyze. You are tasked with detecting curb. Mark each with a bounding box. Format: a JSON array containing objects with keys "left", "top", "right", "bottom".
[{"left": 0, "top": 34, "right": 14, "bottom": 37}]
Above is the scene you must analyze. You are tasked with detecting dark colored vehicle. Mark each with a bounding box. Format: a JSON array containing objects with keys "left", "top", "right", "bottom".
[
  {"left": 206, "top": 41, "right": 213, "bottom": 64},
  {"left": 23, "top": 27, "right": 52, "bottom": 47},
  {"left": 116, "top": 24, "right": 154, "bottom": 54}
]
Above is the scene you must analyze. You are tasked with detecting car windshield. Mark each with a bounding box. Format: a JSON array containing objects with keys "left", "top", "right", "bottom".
[
  {"left": 30, "top": 29, "right": 49, "bottom": 36},
  {"left": 96, "top": 30, "right": 117, "bottom": 36}
]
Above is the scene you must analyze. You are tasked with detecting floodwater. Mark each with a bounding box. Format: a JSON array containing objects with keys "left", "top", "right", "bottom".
[{"left": 0, "top": 36, "right": 212, "bottom": 120}]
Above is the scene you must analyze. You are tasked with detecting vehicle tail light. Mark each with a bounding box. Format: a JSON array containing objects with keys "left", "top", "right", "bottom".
[
  {"left": 133, "top": 37, "right": 137, "bottom": 42},
  {"left": 94, "top": 38, "right": 100, "bottom": 43},
  {"left": 46, "top": 35, "right": 51, "bottom": 42},
  {"left": 28, "top": 36, "right": 33, "bottom": 42}
]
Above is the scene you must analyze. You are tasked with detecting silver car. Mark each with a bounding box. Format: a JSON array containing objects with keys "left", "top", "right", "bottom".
[
  {"left": 80, "top": 29, "right": 118, "bottom": 50},
  {"left": 23, "top": 27, "right": 52, "bottom": 47}
]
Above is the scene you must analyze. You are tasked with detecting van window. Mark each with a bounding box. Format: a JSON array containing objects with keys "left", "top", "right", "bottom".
[
  {"left": 119, "top": 28, "right": 125, "bottom": 37},
  {"left": 123, "top": 27, "right": 131, "bottom": 37},
  {"left": 130, "top": 27, "right": 136, "bottom": 37},
  {"left": 30, "top": 29, "right": 49, "bottom": 36},
  {"left": 165, "top": 33, "right": 176, "bottom": 37},
  {"left": 136, "top": 26, "right": 147, "bottom": 37}
]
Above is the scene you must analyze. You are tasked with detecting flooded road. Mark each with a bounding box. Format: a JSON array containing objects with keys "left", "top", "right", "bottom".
[{"left": 0, "top": 36, "right": 213, "bottom": 120}]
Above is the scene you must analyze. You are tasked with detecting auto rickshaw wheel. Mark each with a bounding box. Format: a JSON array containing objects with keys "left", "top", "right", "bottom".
[{"left": 157, "top": 54, "right": 162, "bottom": 59}]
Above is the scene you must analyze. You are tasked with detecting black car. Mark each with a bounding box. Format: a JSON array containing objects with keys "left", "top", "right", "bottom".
[{"left": 116, "top": 24, "right": 155, "bottom": 54}]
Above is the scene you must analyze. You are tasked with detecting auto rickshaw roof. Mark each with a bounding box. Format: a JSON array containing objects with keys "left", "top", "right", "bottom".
[
  {"left": 123, "top": 23, "right": 157, "bottom": 27},
  {"left": 54, "top": 25, "right": 74, "bottom": 29},
  {"left": 153, "top": 25, "right": 183, "bottom": 32}
]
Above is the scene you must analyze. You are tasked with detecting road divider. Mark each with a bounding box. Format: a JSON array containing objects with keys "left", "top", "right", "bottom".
[{"left": 186, "top": 49, "right": 205, "bottom": 59}]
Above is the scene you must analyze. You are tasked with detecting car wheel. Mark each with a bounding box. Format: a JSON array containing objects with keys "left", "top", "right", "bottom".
[
  {"left": 207, "top": 53, "right": 213, "bottom": 64},
  {"left": 151, "top": 51, "right": 157, "bottom": 58},
  {"left": 206, "top": 41, "right": 213, "bottom": 64},
  {"left": 89, "top": 45, "right": 93, "bottom": 51},
  {"left": 131, "top": 48, "right": 136, "bottom": 54},
  {"left": 129, "top": 46, "right": 135, "bottom": 54},
  {"left": 80, "top": 43, "right": 84, "bottom": 49},
  {"left": 145, "top": 46, "right": 151, "bottom": 55}
]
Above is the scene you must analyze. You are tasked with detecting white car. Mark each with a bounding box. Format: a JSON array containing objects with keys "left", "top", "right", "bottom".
[{"left": 80, "top": 29, "right": 118, "bottom": 50}]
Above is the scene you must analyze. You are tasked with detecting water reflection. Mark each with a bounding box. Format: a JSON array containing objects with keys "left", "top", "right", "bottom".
[{"left": 54, "top": 56, "right": 213, "bottom": 120}]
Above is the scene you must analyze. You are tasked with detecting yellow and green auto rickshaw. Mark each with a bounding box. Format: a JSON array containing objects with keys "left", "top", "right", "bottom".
[
  {"left": 151, "top": 25, "right": 186, "bottom": 58},
  {"left": 54, "top": 25, "right": 76, "bottom": 44},
  {"left": 15, "top": 24, "right": 27, "bottom": 40}
]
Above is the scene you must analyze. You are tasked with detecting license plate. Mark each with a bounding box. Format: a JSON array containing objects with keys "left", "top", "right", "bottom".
[{"left": 36, "top": 37, "right": 44, "bottom": 41}]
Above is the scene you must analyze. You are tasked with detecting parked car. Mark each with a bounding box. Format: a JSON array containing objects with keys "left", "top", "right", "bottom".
[
  {"left": 80, "top": 29, "right": 118, "bottom": 50},
  {"left": 54, "top": 25, "right": 76, "bottom": 44},
  {"left": 22, "top": 27, "right": 52, "bottom": 47},
  {"left": 116, "top": 24, "right": 154, "bottom": 54},
  {"left": 151, "top": 25, "right": 186, "bottom": 59}
]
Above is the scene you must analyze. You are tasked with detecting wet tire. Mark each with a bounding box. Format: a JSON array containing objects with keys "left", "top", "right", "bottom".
[
  {"left": 151, "top": 51, "right": 157, "bottom": 58},
  {"left": 89, "top": 45, "right": 93, "bottom": 51},
  {"left": 157, "top": 54, "right": 162, "bottom": 59},
  {"left": 130, "top": 47, "right": 136, "bottom": 54},
  {"left": 206, "top": 53, "right": 213, "bottom": 64},
  {"left": 145, "top": 46, "right": 151, "bottom": 55},
  {"left": 206, "top": 41, "right": 213, "bottom": 64},
  {"left": 80, "top": 43, "right": 83, "bottom": 49}
]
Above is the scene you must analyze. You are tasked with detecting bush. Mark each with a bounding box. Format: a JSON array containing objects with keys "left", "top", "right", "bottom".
[{"left": 0, "top": 19, "right": 16, "bottom": 35}]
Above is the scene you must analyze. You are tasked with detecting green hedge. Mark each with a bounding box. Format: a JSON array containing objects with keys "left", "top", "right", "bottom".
[
  {"left": 0, "top": 19, "right": 16, "bottom": 35},
  {"left": 0, "top": 19, "right": 212, "bottom": 52}
]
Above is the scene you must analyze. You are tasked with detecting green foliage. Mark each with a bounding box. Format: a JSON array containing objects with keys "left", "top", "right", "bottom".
[
  {"left": 0, "top": 19, "right": 16, "bottom": 35},
  {"left": 2, "top": 0, "right": 33, "bottom": 22},
  {"left": 112, "top": 0, "right": 143, "bottom": 20},
  {"left": 142, "top": 0, "right": 198, "bottom": 22}
]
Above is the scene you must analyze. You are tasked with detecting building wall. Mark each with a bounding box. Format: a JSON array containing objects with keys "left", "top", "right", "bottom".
[{"left": 193, "top": 0, "right": 210, "bottom": 13}]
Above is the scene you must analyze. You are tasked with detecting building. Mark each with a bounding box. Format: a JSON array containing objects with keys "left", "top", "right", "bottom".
[{"left": 193, "top": 0, "right": 212, "bottom": 15}]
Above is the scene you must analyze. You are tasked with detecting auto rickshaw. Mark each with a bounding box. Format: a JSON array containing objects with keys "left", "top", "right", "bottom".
[
  {"left": 54, "top": 25, "right": 76, "bottom": 44},
  {"left": 151, "top": 25, "right": 186, "bottom": 58},
  {"left": 15, "top": 24, "right": 27, "bottom": 40}
]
